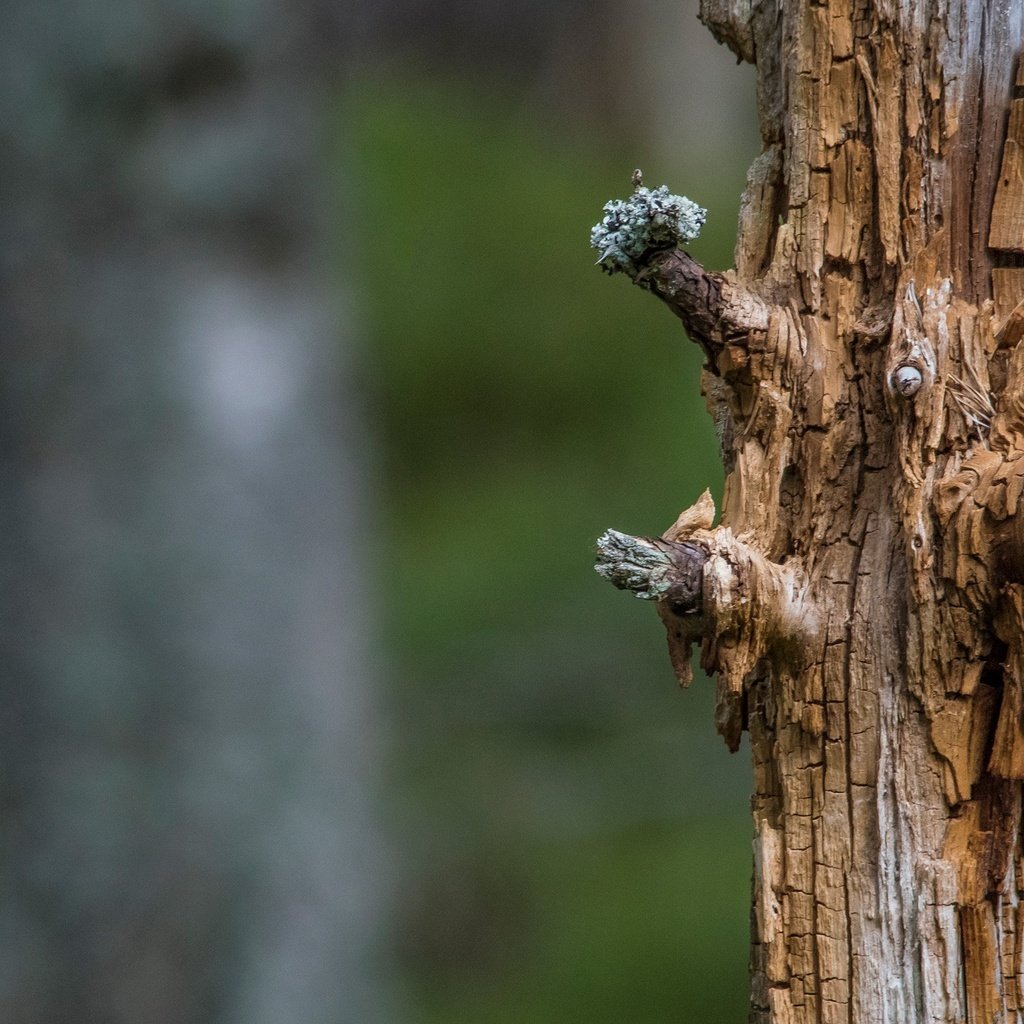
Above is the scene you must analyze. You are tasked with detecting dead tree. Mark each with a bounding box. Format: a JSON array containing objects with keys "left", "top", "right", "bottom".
[{"left": 593, "top": 2, "right": 1024, "bottom": 1021}]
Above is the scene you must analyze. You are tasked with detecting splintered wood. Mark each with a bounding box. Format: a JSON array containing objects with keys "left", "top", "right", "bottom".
[
  {"left": 992, "top": 60, "right": 1024, "bottom": 348},
  {"left": 990, "top": 99, "right": 1024, "bottom": 252}
]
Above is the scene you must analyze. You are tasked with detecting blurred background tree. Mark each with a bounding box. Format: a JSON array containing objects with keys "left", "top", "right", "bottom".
[
  {"left": 1, "top": 1, "right": 757, "bottom": 1021},
  {"left": 1, "top": 2, "right": 392, "bottom": 1022}
]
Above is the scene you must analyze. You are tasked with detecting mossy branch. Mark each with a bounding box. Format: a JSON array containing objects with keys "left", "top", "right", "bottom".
[
  {"left": 595, "top": 528, "right": 708, "bottom": 691},
  {"left": 591, "top": 175, "right": 769, "bottom": 360},
  {"left": 595, "top": 522, "right": 819, "bottom": 743},
  {"left": 594, "top": 530, "right": 707, "bottom": 609}
]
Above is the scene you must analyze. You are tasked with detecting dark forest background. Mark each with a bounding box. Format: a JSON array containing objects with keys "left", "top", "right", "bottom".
[{"left": 2, "top": 2, "right": 758, "bottom": 1021}]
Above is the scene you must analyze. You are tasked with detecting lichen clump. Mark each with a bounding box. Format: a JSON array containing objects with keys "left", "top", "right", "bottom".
[
  {"left": 591, "top": 185, "right": 706, "bottom": 276},
  {"left": 594, "top": 529, "right": 673, "bottom": 600}
]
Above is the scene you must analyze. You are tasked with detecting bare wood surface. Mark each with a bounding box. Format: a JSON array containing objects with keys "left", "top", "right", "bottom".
[{"left": 989, "top": 100, "right": 1024, "bottom": 252}]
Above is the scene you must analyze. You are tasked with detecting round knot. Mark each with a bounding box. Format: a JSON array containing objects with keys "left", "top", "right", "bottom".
[{"left": 892, "top": 363, "right": 924, "bottom": 398}]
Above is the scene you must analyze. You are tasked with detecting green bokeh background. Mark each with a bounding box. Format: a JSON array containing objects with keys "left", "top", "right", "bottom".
[{"left": 347, "top": 75, "right": 754, "bottom": 1022}]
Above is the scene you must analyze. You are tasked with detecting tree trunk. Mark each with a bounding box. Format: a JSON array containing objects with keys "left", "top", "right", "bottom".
[
  {"left": 594, "top": 2, "right": 1024, "bottom": 1021},
  {"left": 0, "top": 5, "right": 391, "bottom": 1022}
]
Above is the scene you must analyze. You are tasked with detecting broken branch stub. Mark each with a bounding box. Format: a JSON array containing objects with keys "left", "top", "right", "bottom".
[
  {"left": 594, "top": 530, "right": 707, "bottom": 611},
  {"left": 595, "top": 492, "right": 818, "bottom": 737},
  {"left": 591, "top": 179, "right": 770, "bottom": 361},
  {"left": 594, "top": 529, "right": 707, "bottom": 688}
]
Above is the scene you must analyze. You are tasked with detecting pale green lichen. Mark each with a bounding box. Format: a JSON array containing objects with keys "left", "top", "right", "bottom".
[
  {"left": 594, "top": 529, "right": 673, "bottom": 600},
  {"left": 590, "top": 184, "right": 706, "bottom": 276}
]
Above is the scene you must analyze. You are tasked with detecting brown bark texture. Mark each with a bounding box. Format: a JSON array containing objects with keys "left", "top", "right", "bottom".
[{"left": 596, "top": 1, "right": 1024, "bottom": 1021}]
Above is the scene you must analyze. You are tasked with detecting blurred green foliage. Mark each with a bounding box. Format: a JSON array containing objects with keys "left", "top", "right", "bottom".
[{"left": 345, "top": 74, "right": 752, "bottom": 1023}]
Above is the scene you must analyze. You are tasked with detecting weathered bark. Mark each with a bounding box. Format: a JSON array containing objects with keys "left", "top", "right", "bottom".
[{"left": 595, "top": 2, "right": 1024, "bottom": 1021}]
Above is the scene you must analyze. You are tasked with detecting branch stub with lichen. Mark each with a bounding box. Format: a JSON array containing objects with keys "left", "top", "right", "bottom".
[{"left": 590, "top": 180, "right": 707, "bottom": 277}]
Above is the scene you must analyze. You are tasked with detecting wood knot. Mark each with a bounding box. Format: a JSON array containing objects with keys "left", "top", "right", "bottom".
[{"left": 892, "top": 362, "right": 924, "bottom": 397}]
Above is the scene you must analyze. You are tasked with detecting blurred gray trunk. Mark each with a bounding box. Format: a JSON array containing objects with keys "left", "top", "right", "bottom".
[{"left": 0, "top": 5, "right": 390, "bottom": 1023}]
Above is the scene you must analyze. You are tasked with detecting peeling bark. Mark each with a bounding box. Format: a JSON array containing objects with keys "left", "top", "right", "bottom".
[{"left": 595, "top": 1, "right": 1024, "bottom": 1021}]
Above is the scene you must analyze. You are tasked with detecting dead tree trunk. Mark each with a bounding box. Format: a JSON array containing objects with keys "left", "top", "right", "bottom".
[{"left": 594, "top": 2, "right": 1024, "bottom": 1021}]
